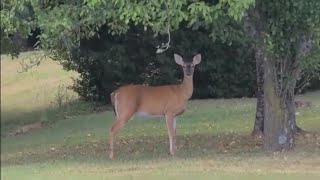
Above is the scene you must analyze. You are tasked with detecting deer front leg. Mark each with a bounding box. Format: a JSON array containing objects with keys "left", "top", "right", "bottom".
[{"left": 165, "top": 115, "right": 176, "bottom": 156}]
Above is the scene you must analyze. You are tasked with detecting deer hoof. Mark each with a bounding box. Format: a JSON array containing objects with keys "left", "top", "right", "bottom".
[
  {"left": 109, "top": 152, "right": 114, "bottom": 160},
  {"left": 170, "top": 151, "right": 176, "bottom": 156}
]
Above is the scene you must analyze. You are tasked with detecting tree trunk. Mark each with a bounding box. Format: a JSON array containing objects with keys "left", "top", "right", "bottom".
[
  {"left": 251, "top": 54, "right": 303, "bottom": 136},
  {"left": 263, "top": 58, "right": 295, "bottom": 151},
  {"left": 244, "top": 8, "right": 302, "bottom": 143},
  {"left": 251, "top": 48, "right": 264, "bottom": 136}
]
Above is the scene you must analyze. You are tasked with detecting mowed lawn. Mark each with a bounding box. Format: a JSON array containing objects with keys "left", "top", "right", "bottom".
[
  {"left": 1, "top": 52, "right": 320, "bottom": 180},
  {"left": 1, "top": 51, "right": 89, "bottom": 133}
]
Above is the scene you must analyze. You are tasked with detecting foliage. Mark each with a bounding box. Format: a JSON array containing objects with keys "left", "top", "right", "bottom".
[
  {"left": 1, "top": 0, "right": 319, "bottom": 103},
  {"left": 56, "top": 25, "right": 255, "bottom": 102},
  {"left": 0, "top": 0, "right": 258, "bottom": 102},
  {"left": 298, "top": 49, "right": 320, "bottom": 92},
  {"left": 0, "top": 0, "right": 34, "bottom": 56},
  {"left": 1, "top": 0, "right": 254, "bottom": 53},
  {"left": 250, "top": 0, "right": 320, "bottom": 96}
]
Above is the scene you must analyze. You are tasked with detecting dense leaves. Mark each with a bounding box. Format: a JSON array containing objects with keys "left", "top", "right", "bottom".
[
  {"left": 1, "top": 0, "right": 253, "bottom": 51},
  {"left": 57, "top": 26, "right": 255, "bottom": 102},
  {"left": 1, "top": 0, "right": 319, "bottom": 103},
  {"left": 251, "top": 0, "right": 320, "bottom": 95}
]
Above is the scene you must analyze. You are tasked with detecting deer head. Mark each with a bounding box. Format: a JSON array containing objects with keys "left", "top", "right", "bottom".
[{"left": 174, "top": 54, "right": 201, "bottom": 76}]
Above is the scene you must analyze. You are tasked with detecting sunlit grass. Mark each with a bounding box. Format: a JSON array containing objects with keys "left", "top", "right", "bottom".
[{"left": 1, "top": 51, "right": 91, "bottom": 133}]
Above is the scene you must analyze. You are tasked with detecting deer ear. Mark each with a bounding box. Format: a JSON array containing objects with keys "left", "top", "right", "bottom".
[
  {"left": 174, "top": 54, "right": 184, "bottom": 65},
  {"left": 193, "top": 54, "right": 201, "bottom": 65}
]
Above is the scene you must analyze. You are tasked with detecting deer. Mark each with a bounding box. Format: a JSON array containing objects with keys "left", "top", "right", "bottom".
[{"left": 108, "top": 54, "right": 201, "bottom": 159}]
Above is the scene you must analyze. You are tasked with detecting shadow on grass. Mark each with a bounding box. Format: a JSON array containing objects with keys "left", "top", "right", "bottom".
[
  {"left": 2, "top": 131, "right": 320, "bottom": 166},
  {"left": 1, "top": 100, "right": 94, "bottom": 136}
]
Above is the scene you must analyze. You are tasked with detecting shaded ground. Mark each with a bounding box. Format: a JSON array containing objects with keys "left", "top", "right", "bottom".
[{"left": 2, "top": 131, "right": 320, "bottom": 166}]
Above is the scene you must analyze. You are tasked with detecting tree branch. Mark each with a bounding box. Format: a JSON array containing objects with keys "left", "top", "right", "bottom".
[
  {"left": 17, "top": 52, "right": 47, "bottom": 73},
  {"left": 297, "top": 35, "right": 313, "bottom": 59}
]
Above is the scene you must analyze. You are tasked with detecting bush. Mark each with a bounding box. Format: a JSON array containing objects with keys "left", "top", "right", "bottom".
[{"left": 53, "top": 26, "right": 256, "bottom": 103}]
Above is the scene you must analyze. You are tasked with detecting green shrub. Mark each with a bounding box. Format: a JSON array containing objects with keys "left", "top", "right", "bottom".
[{"left": 54, "top": 26, "right": 255, "bottom": 103}]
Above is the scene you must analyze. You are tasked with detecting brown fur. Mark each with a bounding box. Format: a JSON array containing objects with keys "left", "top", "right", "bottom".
[
  {"left": 108, "top": 54, "right": 201, "bottom": 159},
  {"left": 112, "top": 84, "right": 191, "bottom": 117}
]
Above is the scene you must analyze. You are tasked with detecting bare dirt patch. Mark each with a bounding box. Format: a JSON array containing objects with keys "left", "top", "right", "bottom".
[
  {"left": 6, "top": 121, "right": 47, "bottom": 137},
  {"left": 295, "top": 100, "right": 312, "bottom": 108}
]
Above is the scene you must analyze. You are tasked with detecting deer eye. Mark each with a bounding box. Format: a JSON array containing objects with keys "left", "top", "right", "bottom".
[{"left": 183, "top": 65, "right": 186, "bottom": 68}]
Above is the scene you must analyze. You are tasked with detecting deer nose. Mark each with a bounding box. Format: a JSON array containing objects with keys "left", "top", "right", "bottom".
[{"left": 185, "top": 70, "right": 193, "bottom": 76}]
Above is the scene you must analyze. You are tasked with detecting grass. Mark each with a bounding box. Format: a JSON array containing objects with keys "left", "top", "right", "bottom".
[
  {"left": 1, "top": 52, "right": 320, "bottom": 179},
  {"left": 1, "top": 51, "right": 91, "bottom": 134}
]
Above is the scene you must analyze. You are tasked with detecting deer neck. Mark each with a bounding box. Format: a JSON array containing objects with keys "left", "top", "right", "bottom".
[{"left": 180, "top": 74, "right": 194, "bottom": 100}]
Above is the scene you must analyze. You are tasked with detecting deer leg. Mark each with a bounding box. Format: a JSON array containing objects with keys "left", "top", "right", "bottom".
[
  {"left": 165, "top": 115, "right": 176, "bottom": 156},
  {"left": 173, "top": 118, "right": 177, "bottom": 151},
  {"left": 109, "top": 114, "right": 133, "bottom": 159}
]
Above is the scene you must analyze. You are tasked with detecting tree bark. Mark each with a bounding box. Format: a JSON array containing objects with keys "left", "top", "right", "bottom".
[
  {"left": 263, "top": 57, "right": 295, "bottom": 151},
  {"left": 251, "top": 48, "right": 264, "bottom": 136},
  {"left": 251, "top": 54, "right": 303, "bottom": 136},
  {"left": 244, "top": 3, "right": 313, "bottom": 152},
  {"left": 244, "top": 8, "right": 302, "bottom": 151}
]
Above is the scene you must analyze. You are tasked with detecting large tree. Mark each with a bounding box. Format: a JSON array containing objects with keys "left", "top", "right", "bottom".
[{"left": 244, "top": 0, "right": 320, "bottom": 150}]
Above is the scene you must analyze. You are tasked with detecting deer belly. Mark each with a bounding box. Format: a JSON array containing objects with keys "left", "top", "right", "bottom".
[
  {"left": 175, "top": 109, "right": 185, "bottom": 116},
  {"left": 135, "top": 112, "right": 164, "bottom": 118}
]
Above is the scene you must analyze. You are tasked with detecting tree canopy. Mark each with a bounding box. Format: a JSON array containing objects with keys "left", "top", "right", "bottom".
[
  {"left": 1, "top": 0, "right": 318, "bottom": 76},
  {"left": 1, "top": 0, "right": 254, "bottom": 54},
  {"left": 1, "top": 0, "right": 319, "bottom": 99}
]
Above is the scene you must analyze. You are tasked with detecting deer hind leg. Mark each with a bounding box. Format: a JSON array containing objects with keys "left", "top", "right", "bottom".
[
  {"left": 165, "top": 114, "right": 176, "bottom": 156},
  {"left": 109, "top": 112, "right": 134, "bottom": 159},
  {"left": 173, "top": 118, "right": 177, "bottom": 151}
]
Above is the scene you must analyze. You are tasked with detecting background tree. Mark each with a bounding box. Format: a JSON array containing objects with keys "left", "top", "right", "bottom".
[{"left": 244, "top": 0, "right": 320, "bottom": 151}]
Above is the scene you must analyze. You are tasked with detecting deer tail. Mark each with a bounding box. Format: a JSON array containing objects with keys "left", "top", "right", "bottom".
[{"left": 110, "top": 91, "right": 117, "bottom": 116}]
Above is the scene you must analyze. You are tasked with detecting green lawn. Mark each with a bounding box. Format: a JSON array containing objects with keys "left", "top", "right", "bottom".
[
  {"left": 1, "top": 52, "right": 320, "bottom": 180},
  {"left": 1, "top": 51, "right": 90, "bottom": 133}
]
